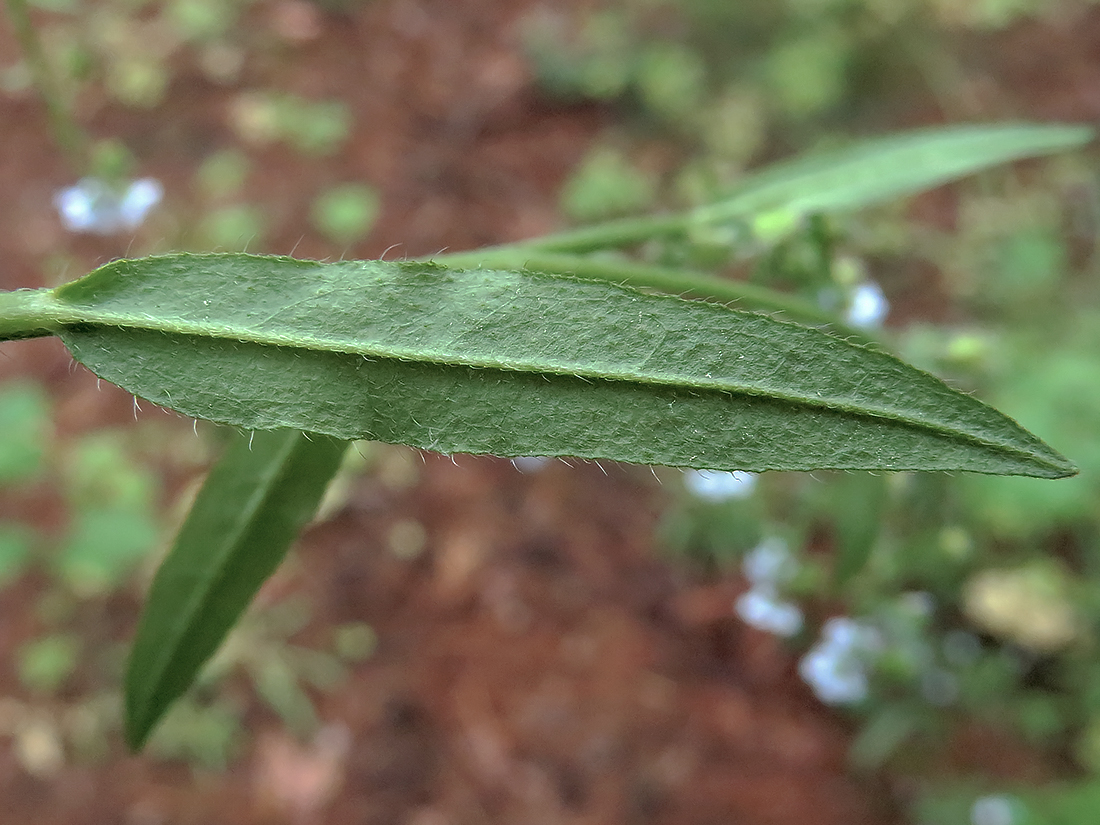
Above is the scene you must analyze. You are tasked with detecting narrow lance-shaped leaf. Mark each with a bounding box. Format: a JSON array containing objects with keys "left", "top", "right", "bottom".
[
  {"left": 10, "top": 252, "right": 1075, "bottom": 478},
  {"left": 527, "top": 123, "right": 1094, "bottom": 253},
  {"left": 124, "top": 428, "right": 346, "bottom": 750},
  {"left": 694, "top": 122, "right": 1095, "bottom": 227}
]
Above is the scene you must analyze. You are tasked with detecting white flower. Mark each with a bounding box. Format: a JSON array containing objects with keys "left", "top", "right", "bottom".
[
  {"left": 823, "top": 616, "right": 881, "bottom": 650},
  {"left": 742, "top": 537, "right": 796, "bottom": 588},
  {"left": 799, "top": 617, "right": 883, "bottom": 705},
  {"left": 511, "top": 456, "right": 550, "bottom": 473},
  {"left": 54, "top": 177, "right": 163, "bottom": 235},
  {"left": 799, "top": 646, "right": 870, "bottom": 704},
  {"left": 845, "top": 281, "right": 889, "bottom": 329},
  {"left": 970, "top": 795, "right": 1019, "bottom": 825},
  {"left": 683, "top": 469, "right": 756, "bottom": 501},
  {"left": 734, "top": 538, "right": 803, "bottom": 637},
  {"left": 735, "top": 589, "right": 803, "bottom": 637}
]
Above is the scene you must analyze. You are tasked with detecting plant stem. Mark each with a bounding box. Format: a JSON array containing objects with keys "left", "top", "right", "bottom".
[
  {"left": 4, "top": 0, "right": 87, "bottom": 173},
  {"left": 434, "top": 249, "right": 876, "bottom": 344},
  {"left": 501, "top": 212, "right": 691, "bottom": 254},
  {"left": 0, "top": 288, "right": 65, "bottom": 341}
]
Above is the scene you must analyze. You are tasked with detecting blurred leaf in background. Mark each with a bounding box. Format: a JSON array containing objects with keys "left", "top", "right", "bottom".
[
  {"left": 0, "top": 382, "right": 50, "bottom": 484},
  {"left": 310, "top": 183, "right": 379, "bottom": 248}
]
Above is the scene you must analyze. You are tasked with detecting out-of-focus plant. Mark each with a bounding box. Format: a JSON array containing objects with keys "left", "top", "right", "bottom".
[{"left": 310, "top": 183, "right": 380, "bottom": 248}]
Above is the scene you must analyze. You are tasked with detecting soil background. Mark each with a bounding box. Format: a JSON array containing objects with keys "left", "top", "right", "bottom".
[{"left": 1, "top": 1, "right": 1098, "bottom": 823}]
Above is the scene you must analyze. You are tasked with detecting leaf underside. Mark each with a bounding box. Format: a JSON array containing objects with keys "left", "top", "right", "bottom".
[
  {"left": 52, "top": 253, "right": 1072, "bottom": 478},
  {"left": 124, "top": 428, "right": 345, "bottom": 750}
]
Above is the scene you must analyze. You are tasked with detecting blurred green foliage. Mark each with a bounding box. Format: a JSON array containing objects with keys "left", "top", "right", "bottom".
[
  {"left": 0, "top": 378, "right": 369, "bottom": 769},
  {"left": 560, "top": 144, "right": 657, "bottom": 221},
  {"left": 147, "top": 695, "right": 243, "bottom": 770},
  {"left": 17, "top": 634, "right": 80, "bottom": 695},
  {"left": 194, "top": 149, "right": 251, "bottom": 202},
  {"left": 0, "top": 383, "right": 49, "bottom": 484},
  {"left": 197, "top": 203, "right": 268, "bottom": 251},
  {"left": 310, "top": 183, "right": 380, "bottom": 247}
]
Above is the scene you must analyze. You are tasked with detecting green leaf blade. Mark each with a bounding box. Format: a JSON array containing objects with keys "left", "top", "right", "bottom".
[
  {"left": 695, "top": 123, "right": 1094, "bottom": 226},
  {"left": 518, "top": 123, "right": 1092, "bottom": 255},
  {"left": 52, "top": 253, "right": 1073, "bottom": 478},
  {"left": 124, "top": 429, "right": 345, "bottom": 750}
]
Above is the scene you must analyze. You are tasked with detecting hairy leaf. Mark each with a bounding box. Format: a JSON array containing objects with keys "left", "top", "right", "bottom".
[
  {"left": 124, "top": 429, "right": 345, "bottom": 749},
  {"left": 23, "top": 252, "right": 1075, "bottom": 478}
]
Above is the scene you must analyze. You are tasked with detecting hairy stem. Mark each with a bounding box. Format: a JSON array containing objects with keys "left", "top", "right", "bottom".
[
  {"left": 0, "top": 288, "right": 66, "bottom": 341},
  {"left": 496, "top": 212, "right": 690, "bottom": 255}
]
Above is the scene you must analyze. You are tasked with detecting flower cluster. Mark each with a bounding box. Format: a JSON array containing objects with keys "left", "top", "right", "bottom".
[
  {"left": 798, "top": 593, "right": 965, "bottom": 708},
  {"left": 54, "top": 177, "right": 163, "bottom": 235},
  {"left": 798, "top": 616, "right": 883, "bottom": 704},
  {"left": 734, "top": 537, "right": 803, "bottom": 637}
]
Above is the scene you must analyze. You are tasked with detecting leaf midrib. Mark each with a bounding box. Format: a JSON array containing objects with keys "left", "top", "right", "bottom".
[{"left": 55, "top": 304, "right": 1066, "bottom": 473}]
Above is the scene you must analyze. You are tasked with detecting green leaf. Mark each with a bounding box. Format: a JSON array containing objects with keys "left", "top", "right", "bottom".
[
  {"left": 124, "top": 428, "right": 345, "bottom": 750},
  {"left": 20, "top": 252, "right": 1075, "bottom": 478},
  {"left": 0, "top": 382, "right": 50, "bottom": 483},
  {"left": 693, "top": 123, "right": 1094, "bottom": 226},
  {"left": 830, "top": 473, "right": 889, "bottom": 585},
  {"left": 523, "top": 123, "right": 1093, "bottom": 254}
]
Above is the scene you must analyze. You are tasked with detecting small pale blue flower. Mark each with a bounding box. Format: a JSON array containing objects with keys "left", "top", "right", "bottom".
[
  {"left": 970, "top": 795, "right": 1020, "bottom": 825},
  {"left": 845, "top": 281, "right": 889, "bottom": 329},
  {"left": 54, "top": 177, "right": 163, "bottom": 235},
  {"left": 742, "top": 537, "right": 797, "bottom": 587},
  {"left": 735, "top": 589, "right": 803, "bottom": 637},
  {"left": 799, "top": 617, "right": 883, "bottom": 705},
  {"left": 821, "top": 616, "right": 883, "bottom": 653},
  {"left": 799, "top": 645, "right": 871, "bottom": 704},
  {"left": 684, "top": 468, "right": 756, "bottom": 501},
  {"left": 119, "top": 178, "right": 164, "bottom": 229}
]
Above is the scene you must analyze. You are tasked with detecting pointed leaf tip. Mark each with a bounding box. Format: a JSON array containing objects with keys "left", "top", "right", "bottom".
[{"left": 124, "top": 429, "right": 345, "bottom": 750}]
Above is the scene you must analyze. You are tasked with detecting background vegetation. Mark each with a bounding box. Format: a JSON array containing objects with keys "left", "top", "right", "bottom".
[{"left": 2, "top": 0, "right": 1099, "bottom": 823}]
